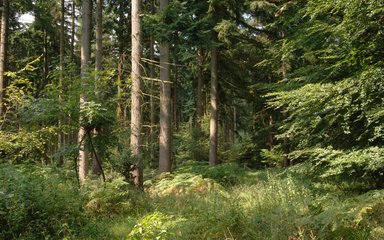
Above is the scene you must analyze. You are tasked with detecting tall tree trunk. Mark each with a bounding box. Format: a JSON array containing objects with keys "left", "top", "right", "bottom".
[
  {"left": 159, "top": 0, "right": 172, "bottom": 173},
  {"left": 130, "top": 0, "right": 143, "bottom": 187},
  {"left": 78, "top": 0, "right": 92, "bottom": 183},
  {"left": 0, "top": 0, "right": 8, "bottom": 116},
  {"left": 117, "top": 52, "right": 125, "bottom": 121},
  {"left": 196, "top": 49, "right": 205, "bottom": 122},
  {"left": 173, "top": 58, "right": 179, "bottom": 131},
  {"left": 57, "top": 0, "right": 65, "bottom": 166},
  {"left": 70, "top": 0, "right": 76, "bottom": 62},
  {"left": 93, "top": 0, "right": 103, "bottom": 176},
  {"left": 149, "top": 27, "right": 156, "bottom": 167},
  {"left": 43, "top": 30, "right": 49, "bottom": 88},
  {"left": 209, "top": 45, "right": 219, "bottom": 166}
]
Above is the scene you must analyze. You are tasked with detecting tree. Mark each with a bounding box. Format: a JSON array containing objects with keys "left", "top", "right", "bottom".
[
  {"left": 92, "top": 0, "right": 103, "bottom": 176},
  {"left": 78, "top": 0, "right": 92, "bottom": 183},
  {"left": 130, "top": 0, "right": 143, "bottom": 187},
  {"left": 0, "top": 0, "right": 9, "bottom": 116},
  {"left": 159, "top": 0, "right": 172, "bottom": 172},
  {"left": 209, "top": 42, "right": 219, "bottom": 166}
]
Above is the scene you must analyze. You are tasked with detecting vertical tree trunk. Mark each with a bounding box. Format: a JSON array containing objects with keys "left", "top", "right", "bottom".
[
  {"left": 0, "top": 0, "right": 8, "bottom": 116},
  {"left": 149, "top": 19, "right": 156, "bottom": 167},
  {"left": 93, "top": 0, "right": 103, "bottom": 176},
  {"left": 130, "top": 0, "right": 143, "bottom": 187},
  {"left": 196, "top": 49, "right": 205, "bottom": 121},
  {"left": 43, "top": 30, "right": 49, "bottom": 88},
  {"left": 117, "top": 52, "right": 125, "bottom": 121},
  {"left": 173, "top": 59, "right": 179, "bottom": 131},
  {"left": 70, "top": 0, "right": 76, "bottom": 62},
  {"left": 78, "top": 0, "right": 92, "bottom": 183},
  {"left": 159, "top": 0, "right": 172, "bottom": 173},
  {"left": 57, "top": 0, "right": 65, "bottom": 166},
  {"left": 209, "top": 45, "right": 219, "bottom": 166}
]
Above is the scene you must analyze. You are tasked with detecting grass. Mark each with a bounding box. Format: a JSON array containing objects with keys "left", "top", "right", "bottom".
[{"left": 1, "top": 162, "right": 384, "bottom": 239}]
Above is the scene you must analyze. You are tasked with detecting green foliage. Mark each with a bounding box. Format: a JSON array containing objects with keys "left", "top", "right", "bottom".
[
  {"left": 173, "top": 120, "right": 209, "bottom": 163},
  {"left": 127, "top": 212, "right": 175, "bottom": 240},
  {"left": 82, "top": 177, "right": 147, "bottom": 217},
  {"left": 0, "top": 164, "right": 85, "bottom": 239}
]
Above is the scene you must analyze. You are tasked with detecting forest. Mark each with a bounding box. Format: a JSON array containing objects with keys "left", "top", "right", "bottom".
[{"left": 0, "top": 0, "right": 383, "bottom": 239}]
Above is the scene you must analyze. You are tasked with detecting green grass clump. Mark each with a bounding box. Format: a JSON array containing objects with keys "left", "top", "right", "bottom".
[{"left": 0, "top": 164, "right": 85, "bottom": 239}]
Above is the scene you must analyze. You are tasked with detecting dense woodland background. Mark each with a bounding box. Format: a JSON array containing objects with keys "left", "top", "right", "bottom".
[{"left": 0, "top": 0, "right": 384, "bottom": 239}]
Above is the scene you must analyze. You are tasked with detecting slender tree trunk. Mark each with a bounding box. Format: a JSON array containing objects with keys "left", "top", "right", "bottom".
[
  {"left": 159, "top": 0, "right": 172, "bottom": 173},
  {"left": 173, "top": 58, "right": 179, "bottom": 131},
  {"left": 149, "top": 33, "right": 156, "bottom": 167},
  {"left": 70, "top": 0, "right": 76, "bottom": 62},
  {"left": 117, "top": 52, "right": 125, "bottom": 121},
  {"left": 93, "top": 0, "right": 103, "bottom": 176},
  {"left": 209, "top": 45, "right": 219, "bottom": 166},
  {"left": 130, "top": 0, "right": 143, "bottom": 187},
  {"left": 43, "top": 30, "right": 49, "bottom": 88},
  {"left": 196, "top": 49, "right": 204, "bottom": 121},
  {"left": 78, "top": 0, "right": 92, "bottom": 183},
  {"left": 0, "top": 0, "right": 8, "bottom": 116},
  {"left": 57, "top": 0, "right": 65, "bottom": 166}
]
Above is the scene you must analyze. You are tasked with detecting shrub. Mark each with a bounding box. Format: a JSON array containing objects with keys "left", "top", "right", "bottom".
[{"left": 0, "top": 164, "right": 85, "bottom": 239}]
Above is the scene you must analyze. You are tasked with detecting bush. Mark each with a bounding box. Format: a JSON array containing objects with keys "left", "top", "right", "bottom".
[{"left": 0, "top": 164, "right": 85, "bottom": 239}]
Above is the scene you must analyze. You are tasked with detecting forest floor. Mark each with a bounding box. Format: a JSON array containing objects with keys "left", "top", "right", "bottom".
[{"left": 1, "top": 162, "right": 384, "bottom": 239}]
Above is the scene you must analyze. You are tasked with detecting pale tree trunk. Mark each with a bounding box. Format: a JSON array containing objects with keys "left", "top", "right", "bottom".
[
  {"left": 159, "top": 0, "right": 172, "bottom": 173},
  {"left": 92, "top": 0, "right": 103, "bottom": 176},
  {"left": 209, "top": 46, "right": 219, "bottom": 166},
  {"left": 0, "top": 0, "right": 8, "bottom": 116},
  {"left": 70, "top": 0, "right": 76, "bottom": 62},
  {"left": 57, "top": 0, "right": 65, "bottom": 166},
  {"left": 78, "top": 0, "right": 92, "bottom": 183},
  {"left": 130, "top": 0, "right": 143, "bottom": 187}
]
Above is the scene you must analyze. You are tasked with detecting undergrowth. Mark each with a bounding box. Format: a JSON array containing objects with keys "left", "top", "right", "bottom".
[{"left": 1, "top": 162, "right": 383, "bottom": 239}]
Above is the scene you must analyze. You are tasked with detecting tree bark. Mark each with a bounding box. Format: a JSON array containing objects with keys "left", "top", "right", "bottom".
[
  {"left": 43, "top": 30, "right": 49, "bottom": 88},
  {"left": 130, "top": 0, "right": 143, "bottom": 187},
  {"left": 78, "top": 0, "right": 92, "bottom": 183},
  {"left": 92, "top": 0, "right": 103, "bottom": 176},
  {"left": 70, "top": 0, "right": 76, "bottom": 62},
  {"left": 149, "top": 27, "right": 156, "bottom": 167},
  {"left": 57, "top": 0, "right": 65, "bottom": 166},
  {"left": 209, "top": 45, "right": 219, "bottom": 166},
  {"left": 0, "top": 0, "right": 8, "bottom": 116},
  {"left": 159, "top": 0, "right": 172, "bottom": 173},
  {"left": 196, "top": 49, "right": 205, "bottom": 121}
]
